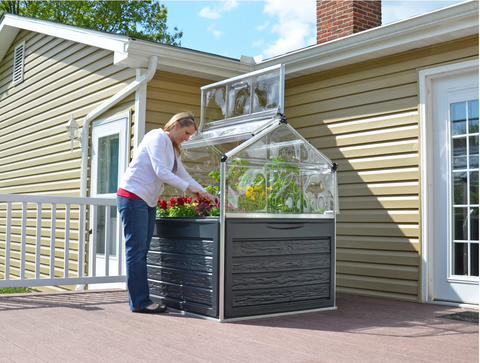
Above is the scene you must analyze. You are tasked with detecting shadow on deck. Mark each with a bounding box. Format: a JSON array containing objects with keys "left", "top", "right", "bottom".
[{"left": 0, "top": 290, "right": 477, "bottom": 362}]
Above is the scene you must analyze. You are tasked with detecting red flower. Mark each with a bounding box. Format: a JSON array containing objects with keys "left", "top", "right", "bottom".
[{"left": 158, "top": 200, "right": 168, "bottom": 209}]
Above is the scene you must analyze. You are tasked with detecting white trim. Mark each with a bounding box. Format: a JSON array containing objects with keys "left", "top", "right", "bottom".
[
  {"left": 427, "top": 301, "right": 479, "bottom": 310},
  {"left": 134, "top": 69, "right": 147, "bottom": 148},
  {"left": 419, "top": 59, "right": 479, "bottom": 303},
  {"left": 1, "top": 13, "right": 127, "bottom": 52},
  {"left": 80, "top": 56, "right": 158, "bottom": 197}
]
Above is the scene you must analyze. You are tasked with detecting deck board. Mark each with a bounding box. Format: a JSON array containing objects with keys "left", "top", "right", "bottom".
[{"left": 0, "top": 290, "right": 477, "bottom": 362}]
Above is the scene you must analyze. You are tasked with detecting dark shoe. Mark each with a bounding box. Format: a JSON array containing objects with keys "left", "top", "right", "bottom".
[{"left": 132, "top": 304, "right": 167, "bottom": 314}]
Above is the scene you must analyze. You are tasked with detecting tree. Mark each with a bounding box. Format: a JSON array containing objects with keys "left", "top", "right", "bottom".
[{"left": 0, "top": 1, "right": 183, "bottom": 46}]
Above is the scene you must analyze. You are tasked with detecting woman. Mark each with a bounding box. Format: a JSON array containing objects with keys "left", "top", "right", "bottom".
[{"left": 117, "top": 111, "right": 219, "bottom": 314}]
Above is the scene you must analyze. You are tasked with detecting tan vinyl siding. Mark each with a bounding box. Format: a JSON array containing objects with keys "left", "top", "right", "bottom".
[
  {"left": 0, "top": 30, "right": 135, "bottom": 290},
  {"left": 285, "top": 35, "right": 479, "bottom": 302},
  {"left": 146, "top": 71, "right": 209, "bottom": 131}
]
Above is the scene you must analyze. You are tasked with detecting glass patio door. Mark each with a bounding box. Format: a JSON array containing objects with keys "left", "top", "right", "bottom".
[
  {"left": 432, "top": 69, "right": 479, "bottom": 305},
  {"left": 90, "top": 114, "right": 128, "bottom": 288}
]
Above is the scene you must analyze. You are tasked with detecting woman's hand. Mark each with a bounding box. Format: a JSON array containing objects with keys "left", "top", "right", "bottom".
[
  {"left": 206, "top": 193, "right": 220, "bottom": 205},
  {"left": 187, "top": 185, "right": 220, "bottom": 204},
  {"left": 187, "top": 185, "right": 207, "bottom": 199}
]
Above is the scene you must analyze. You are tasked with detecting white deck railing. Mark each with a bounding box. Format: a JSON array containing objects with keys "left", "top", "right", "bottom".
[{"left": 0, "top": 193, "right": 126, "bottom": 288}]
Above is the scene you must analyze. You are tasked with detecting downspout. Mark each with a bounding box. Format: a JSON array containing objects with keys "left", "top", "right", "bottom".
[{"left": 79, "top": 55, "right": 158, "bottom": 197}]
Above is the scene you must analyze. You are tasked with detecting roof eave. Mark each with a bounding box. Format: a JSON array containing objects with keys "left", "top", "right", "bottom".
[{"left": 114, "top": 39, "right": 253, "bottom": 81}]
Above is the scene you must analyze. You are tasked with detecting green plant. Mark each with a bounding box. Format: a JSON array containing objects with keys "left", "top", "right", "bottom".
[
  {"left": 0, "top": 274, "right": 33, "bottom": 294},
  {"left": 157, "top": 195, "right": 219, "bottom": 217},
  {"left": 226, "top": 155, "right": 307, "bottom": 213}
]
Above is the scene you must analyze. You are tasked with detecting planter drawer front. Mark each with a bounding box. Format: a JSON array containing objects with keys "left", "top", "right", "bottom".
[
  {"left": 148, "top": 218, "right": 220, "bottom": 318},
  {"left": 225, "top": 218, "right": 335, "bottom": 318}
]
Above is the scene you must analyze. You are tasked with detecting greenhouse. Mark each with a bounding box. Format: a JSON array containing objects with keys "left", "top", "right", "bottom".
[{"left": 147, "top": 65, "right": 339, "bottom": 321}]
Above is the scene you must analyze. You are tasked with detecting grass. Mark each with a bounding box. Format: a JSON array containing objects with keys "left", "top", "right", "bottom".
[{"left": 0, "top": 274, "right": 33, "bottom": 294}]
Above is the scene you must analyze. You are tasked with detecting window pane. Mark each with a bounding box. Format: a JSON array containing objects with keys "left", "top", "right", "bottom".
[
  {"left": 453, "top": 172, "right": 468, "bottom": 204},
  {"left": 454, "top": 207, "right": 469, "bottom": 240},
  {"left": 469, "top": 135, "right": 479, "bottom": 168},
  {"left": 451, "top": 102, "right": 467, "bottom": 121},
  {"left": 471, "top": 208, "right": 479, "bottom": 241},
  {"left": 97, "top": 134, "right": 119, "bottom": 194},
  {"left": 452, "top": 102, "right": 467, "bottom": 135},
  {"left": 453, "top": 121, "right": 467, "bottom": 136},
  {"left": 471, "top": 171, "right": 479, "bottom": 204},
  {"left": 453, "top": 137, "right": 467, "bottom": 170},
  {"left": 468, "top": 100, "right": 479, "bottom": 133},
  {"left": 471, "top": 243, "right": 479, "bottom": 277},
  {"left": 454, "top": 242, "right": 468, "bottom": 275}
]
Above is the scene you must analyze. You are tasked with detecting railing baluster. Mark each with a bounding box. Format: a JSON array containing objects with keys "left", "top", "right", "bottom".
[
  {"left": 117, "top": 210, "right": 123, "bottom": 276},
  {"left": 64, "top": 204, "right": 70, "bottom": 278},
  {"left": 105, "top": 206, "right": 110, "bottom": 277},
  {"left": 50, "top": 203, "right": 56, "bottom": 278},
  {"left": 78, "top": 204, "right": 85, "bottom": 278},
  {"left": 5, "top": 202, "right": 12, "bottom": 280},
  {"left": 20, "top": 202, "right": 27, "bottom": 280},
  {"left": 91, "top": 205, "right": 97, "bottom": 277},
  {"left": 35, "top": 203, "right": 42, "bottom": 279}
]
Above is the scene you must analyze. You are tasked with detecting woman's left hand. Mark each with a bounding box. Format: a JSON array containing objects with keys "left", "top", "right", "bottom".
[{"left": 207, "top": 193, "right": 220, "bottom": 205}]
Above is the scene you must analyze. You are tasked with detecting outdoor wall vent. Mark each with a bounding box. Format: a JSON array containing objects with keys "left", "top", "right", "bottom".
[{"left": 12, "top": 41, "right": 25, "bottom": 86}]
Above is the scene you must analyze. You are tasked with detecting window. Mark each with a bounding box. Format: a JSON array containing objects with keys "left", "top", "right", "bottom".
[
  {"left": 451, "top": 99, "right": 479, "bottom": 277},
  {"left": 13, "top": 41, "right": 25, "bottom": 86}
]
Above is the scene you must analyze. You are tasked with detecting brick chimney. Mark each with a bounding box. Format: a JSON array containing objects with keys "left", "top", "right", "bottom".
[{"left": 316, "top": 0, "right": 382, "bottom": 44}]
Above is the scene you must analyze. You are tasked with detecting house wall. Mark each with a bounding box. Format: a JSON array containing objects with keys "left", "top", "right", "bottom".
[
  {"left": 0, "top": 29, "right": 136, "bottom": 290},
  {"left": 145, "top": 71, "right": 208, "bottom": 131},
  {"left": 284, "top": 35, "right": 479, "bottom": 302}
]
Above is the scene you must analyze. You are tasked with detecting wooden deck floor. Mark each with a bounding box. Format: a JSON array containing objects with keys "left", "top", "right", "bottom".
[{"left": 0, "top": 290, "right": 477, "bottom": 363}]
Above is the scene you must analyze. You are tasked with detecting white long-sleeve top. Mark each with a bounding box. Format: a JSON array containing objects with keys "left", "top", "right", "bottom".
[{"left": 119, "top": 128, "right": 205, "bottom": 207}]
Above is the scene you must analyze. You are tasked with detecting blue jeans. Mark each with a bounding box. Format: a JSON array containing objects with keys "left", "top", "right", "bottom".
[{"left": 117, "top": 196, "right": 156, "bottom": 311}]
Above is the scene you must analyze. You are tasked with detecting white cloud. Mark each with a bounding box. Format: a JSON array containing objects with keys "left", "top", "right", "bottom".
[
  {"left": 208, "top": 24, "right": 224, "bottom": 38},
  {"left": 199, "top": 6, "right": 220, "bottom": 19},
  {"left": 261, "top": 0, "right": 316, "bottom": 58},
  {"left": 252, "top": 39, "right": 264, "bottom": 47},
  {"left": 256, "top": 21, "right": 270, "bottom": 31},
  {"left": 199, "top": 0, "right": 239, "bottom": 19}
]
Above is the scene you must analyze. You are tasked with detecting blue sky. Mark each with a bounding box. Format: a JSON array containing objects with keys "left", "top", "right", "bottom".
[{"left": 163, "top": 0, "right": 467, "bottom": 60}]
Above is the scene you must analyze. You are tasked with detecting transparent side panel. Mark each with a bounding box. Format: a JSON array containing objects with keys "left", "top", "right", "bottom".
[
  {"left": 253, "top": 69, "right": 280, "bottom": 114},
  {"left": 228, "top": 79, "right": 251, "bottom": 118},
  {"left": 225, "top": 124, "right": 335, "bottom": 216},
  {"left": 201, "top": 65, "right": 282, "bottom": 131},
  {"left": 204, "top": 85, "right": 227, "bottom": 124},
  {"left": 163, "top": 146, "right": 222, "bottom": 199}
]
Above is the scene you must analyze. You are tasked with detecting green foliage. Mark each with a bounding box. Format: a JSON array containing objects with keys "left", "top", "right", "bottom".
[
  {"left": 0, "top": 274, "right": 33, "bottom": 294},
  {"left": 205, "top": 170, "right": 220, "bottom": 197},
  {"left": 157, "top": 195, "right": 219, "bottom": 217},
  {"left": 0, "top": 1, "right": 182, "bottom": 46},
  {"left": 227, "top": 156, "right": 310, "bottom": 214}
]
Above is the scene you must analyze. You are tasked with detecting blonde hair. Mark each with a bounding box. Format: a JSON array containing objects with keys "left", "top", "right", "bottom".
[{"left": 164, "top": 111, "right": 198, "bottom": 156}]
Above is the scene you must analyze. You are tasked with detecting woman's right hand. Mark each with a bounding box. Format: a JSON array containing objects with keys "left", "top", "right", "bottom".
[{"left": 187, "top": 185, "right": 207, "bottom": 199}]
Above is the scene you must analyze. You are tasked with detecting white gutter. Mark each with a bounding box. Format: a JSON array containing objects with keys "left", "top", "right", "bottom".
[{"left": 79, "top": 55, "right": 158, "bottom": 197}]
